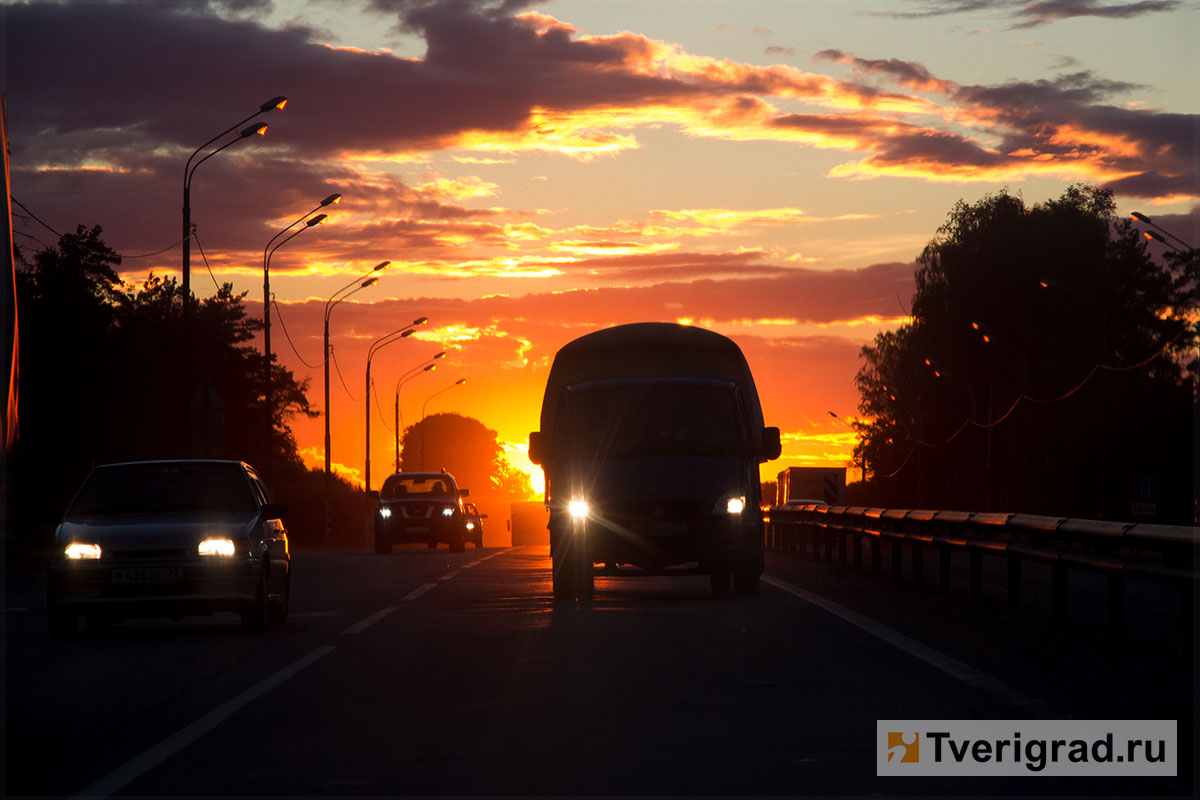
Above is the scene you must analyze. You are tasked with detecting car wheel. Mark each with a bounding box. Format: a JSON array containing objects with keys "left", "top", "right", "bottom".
[
  {"left": 241, "top": 567, "right": 269, "bottom": 632},
  {"left": 48, "top": 606, "right": 78, "bottom": 640},
  {"left": 268, "top": 569, "right": 290, "bottom": 626}
]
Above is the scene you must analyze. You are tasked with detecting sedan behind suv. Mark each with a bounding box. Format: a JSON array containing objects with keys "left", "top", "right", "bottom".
[
  {"left": 46, "top": 460, "right": 291, "bottom": 638},
  {"left": 372, "top": 471, "right": 478, "bottom": 553}
]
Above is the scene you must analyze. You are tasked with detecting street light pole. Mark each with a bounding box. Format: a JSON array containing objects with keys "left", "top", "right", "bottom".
[
  {"left": 420, "top": 378, "right": 467, "bottom": 471},
  {"left": 262, "top": 206, "right": 333, "bottom": 472},
  {"left": 364, "top": 316, "right": 429, "bottom": 492},
  {"left": 183, "top": 96, "right": 286, "bottom": 302},
  {"left": 323, "top": 262, "right": 388, "bottom": 543},
  {"left": 394, "top": 355, "right": 445, "bottom": 471}
]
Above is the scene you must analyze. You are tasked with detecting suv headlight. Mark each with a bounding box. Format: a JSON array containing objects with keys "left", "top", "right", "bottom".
[
  {"left": 441, "top": 507, "right": 455, "bottom": 518},
  {"left": 379, "top": 507, "right": 392, "bottom": 519}
]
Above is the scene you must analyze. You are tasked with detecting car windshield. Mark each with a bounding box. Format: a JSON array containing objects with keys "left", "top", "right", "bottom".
[
  {"left": 381, "top": 475, "right": 455, "bottom": 499},
  {"left": 562, "top": 382, "right": 746, "bottom": 458},
  {"left": 67, "top": 462, "right": 258, "bottom": 516}
]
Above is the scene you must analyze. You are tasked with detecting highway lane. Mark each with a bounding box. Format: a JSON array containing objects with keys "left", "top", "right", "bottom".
[{"left": 5, "top": 545, "right": 1192, "bottom": 797}]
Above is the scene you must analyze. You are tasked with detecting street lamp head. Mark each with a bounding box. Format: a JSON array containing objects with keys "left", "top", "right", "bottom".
[
  {"left": 240, "top": 122, "right": 269, "bottom": 138},
  {"left": 374, "top": 261, "right": 390, "bottom": 271},
  {"left": 424, "top": 364, "right": 437, "bottom": 372},
  {"left": 321, "top": 193, "right": 342, "bottom": 206},
  {"left": 261, "top": 96, "right": 288, "bottom": 112},
  {"left": 413, "top": 317, "right": 429, "bottom": 325},
  {"left": 361, "top": 277, "right": 379, "bottom": 288},
  {"left": 1145, "top": 230, "right": 1168, "bottom": 244},
  {"left": 400, "top": 329, "right": 415, "bottom": 338},
  {"left": 306, "top": 213, "right": 328, "bottom": 227},
  {"left": 1131, "top": 211, "right": 1152, "bottom": 224},
  {"left": 433, "top": 351, "right": 447, "bottom": 360},
  {"left": 827, "top": 411, "right": 838, "bottom": 419},
  {"left": 455, "top": 378, "right": 467, "bottom": 385}
]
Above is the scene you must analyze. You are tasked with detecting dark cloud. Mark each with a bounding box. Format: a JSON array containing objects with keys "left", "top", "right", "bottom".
[
  {"left": 1011, "top": 1, "right": 1181, "bottom": 28},
  {"left": 864, "top": 0, "right": 1179, "bottom": 25}
]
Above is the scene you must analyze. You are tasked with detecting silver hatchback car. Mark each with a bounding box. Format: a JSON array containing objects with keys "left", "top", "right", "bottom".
[{"left": 46, "top": 460, "right": 291, "bottom": 638}]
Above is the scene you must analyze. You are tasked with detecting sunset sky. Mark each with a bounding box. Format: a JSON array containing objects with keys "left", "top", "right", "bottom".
[{"left": 7, "top": 0, "right": 1196, "bottom": 494}]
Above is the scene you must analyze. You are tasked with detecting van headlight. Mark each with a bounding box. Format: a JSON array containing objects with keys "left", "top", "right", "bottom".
[
  {"left": 568, "top": 498, "right": 590, "bottom": 519},
  {"left": 378, "top": 507, "right": 392, "bottom": 519},
  {"left": 715, "top": 496, "right": 745, "bottom": 515},
  {"left": 442, "top": 507, "right": 455, "bottom": 518}
]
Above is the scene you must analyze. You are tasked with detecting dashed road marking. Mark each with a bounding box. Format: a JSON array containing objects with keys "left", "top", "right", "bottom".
[{"left": 341, "top": 606, "right": 397, "bottom": 634}]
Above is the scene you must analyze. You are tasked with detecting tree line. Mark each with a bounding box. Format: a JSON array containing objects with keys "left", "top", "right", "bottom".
[
  {"left": 849, "top": 186, "right": 1196, "bottom": 523},
  {"left": 8, "top": 226, "right": 532, "bottom": 549}
]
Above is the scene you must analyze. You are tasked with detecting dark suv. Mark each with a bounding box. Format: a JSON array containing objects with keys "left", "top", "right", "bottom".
[{"left": 372, "top": 471, "right": 473, "bottom": 553}]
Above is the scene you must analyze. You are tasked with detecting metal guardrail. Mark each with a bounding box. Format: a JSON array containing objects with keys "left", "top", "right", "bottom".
[{"left": 763, "top": 505, "right": 1198, "bottom": 658}]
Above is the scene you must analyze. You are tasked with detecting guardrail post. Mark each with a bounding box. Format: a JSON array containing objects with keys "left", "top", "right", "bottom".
[
  {"left": 1051, "top": 563, "right": 1068, "bottom": 627},
  {"left": 891, "top": 539, "right": 903, "bottom": 580},
  {"left": 911, "top": 542, "right": 923, "bottom": 586},
  {"left": 969, "top": 550, "right": 983, "bottom": 602},
  {"left": 938, "top": 545, "right": 951, "bottom": 592},
  {"left": 1006, "top": 553, "right": 1022, "bottom": 612},
  {"left": 870, "top": 534, "right": 881, "bottom": 573}
]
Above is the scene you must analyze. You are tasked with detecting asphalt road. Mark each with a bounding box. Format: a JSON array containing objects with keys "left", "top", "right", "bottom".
[{"left": 4, "top": 545, "right": 1194, "bottom": 798}]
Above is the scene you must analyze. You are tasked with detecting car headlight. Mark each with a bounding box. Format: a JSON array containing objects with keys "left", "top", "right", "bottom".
[
  {"left": 714, "top": 496, "right": 746, "bottom": 515},
  {"left": 198, "top": 537, "right": 236, "bottom": 557},
  {"left": 466, "top": 521, "right": 476, "bottom": 531},
  {"left": 441, "top": 507, "right": 454, "bottom": 518},
  {"left": 64, "top": 543, "right": 102, "bottom": 560},
  {"left": 568, "top": 498, "right": 589, "bottom": 519},
  {"left": 379, "top": 507, "right": 392, "bottom": 519}
]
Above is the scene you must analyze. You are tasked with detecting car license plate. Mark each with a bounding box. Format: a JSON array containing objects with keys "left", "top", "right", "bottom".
[
  {"left": 404, "top": 525, "right": 430, "bottom": 535},
  {"left": 112, "top": 566, "right": 183, "bottom": 584}
]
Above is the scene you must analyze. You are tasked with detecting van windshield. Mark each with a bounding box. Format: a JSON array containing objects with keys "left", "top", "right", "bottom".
[{"left": 562, "top": 382, "right": 745, "bottom": 458}]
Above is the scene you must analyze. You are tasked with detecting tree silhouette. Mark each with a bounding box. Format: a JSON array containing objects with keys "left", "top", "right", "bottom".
[
  {"left": 399, "top": 412, "right": 534, "bottom": 502},
  {"left": 11, "top": 226, "right": 317, "bottom": 541},
  {"left": 855, "top": 186, "right": 1195, "bottom": 521}
]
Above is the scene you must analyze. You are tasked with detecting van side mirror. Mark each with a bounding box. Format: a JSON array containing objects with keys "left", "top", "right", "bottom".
[
  {"left": 459, "top": 488, "right": 471, "bottom": 498},
  {"left": 368, "top": 490, "right": 380, "bottom": 501},
  {"left": 528, "top": 431, "right": 545, "bottom": 465},
  {"left": 761, "top": 427, "right": 782, "bottom": 461}
]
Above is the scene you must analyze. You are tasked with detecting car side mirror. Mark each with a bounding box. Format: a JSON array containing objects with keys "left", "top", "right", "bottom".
[
  {"left": 528, "top": 431, "right": 545, "bottom": 465},
  {"left": 459, "top": 488, "right": 470, "bottom": 498},
  {"left": 480, "top": 513, "right": 489, "bottom": 519},
  {"left": 368, "top": 490, "right": 380, "bottom": 501},
  {"left": 761, "top": 427, "right": 782, "bottom": 461},
  {"left": 262, "top": 502, "right": 290, "bottom": 520}
]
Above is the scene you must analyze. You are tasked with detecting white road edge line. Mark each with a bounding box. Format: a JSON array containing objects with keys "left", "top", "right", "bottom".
[
  {"left": 761, "top": 575, "right": 1058, "bottom": 718},
  {"left": 342, "top": 606, "right": 397, "bottom": 634},
  {"left": 401, "top": 582, "right": 437, "bottom": 602},
  {"left": 72, "top": 644, "right": 337, "bottom": 800}
]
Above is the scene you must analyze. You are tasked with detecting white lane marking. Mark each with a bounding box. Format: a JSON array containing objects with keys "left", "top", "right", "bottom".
[
  {"left": 462, "top": 559, "right": 484, "bottom": 569},
  {"left": 341, "top": 606, "right": 397, "bottom": 634},
  {"left": 761, "top": 575, "right": 1058, "bottom": 718},
  {"left": 401, "top": 583, "right": 437, "bottom": 602},
  {"left": 438, "top": 571, "right": 459, "bottom": 582},
  {"left": 72, "top": 645, "right": 336, "bottom": 800}
]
